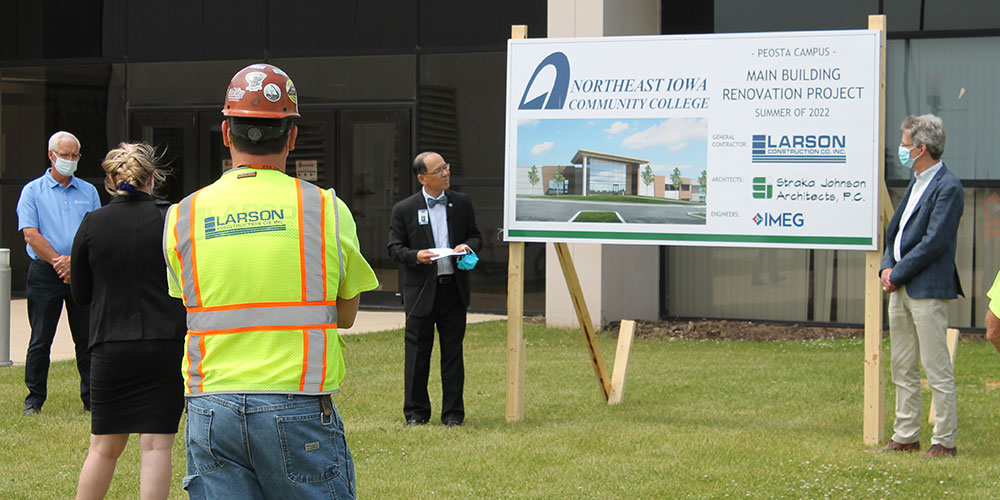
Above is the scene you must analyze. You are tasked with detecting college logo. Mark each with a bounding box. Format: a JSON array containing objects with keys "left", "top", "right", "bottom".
[
  {"left": 752, "top": 177, "right": 773, "bottom": 199},
  {"left": 753, "top": 212, "right": 804, "bottom": 227},
  {"left": 518, "top": 52, "right": 570, "bottom": 110},
  {"left": 752, "top": 134, "right": 846, "bottom": 164},
  {"left": 263, "top": 83, "right": 281, "bottom": 102}
]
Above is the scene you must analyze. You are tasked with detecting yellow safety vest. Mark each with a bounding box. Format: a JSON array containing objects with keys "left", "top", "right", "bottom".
[{"left": 164, "top": 166, "right": 347, "bottom": 395}]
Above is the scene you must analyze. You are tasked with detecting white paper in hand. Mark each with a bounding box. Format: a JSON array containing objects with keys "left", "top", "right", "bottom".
[{"left": 428, "top": 247, "right": 469, "bottom": 261}]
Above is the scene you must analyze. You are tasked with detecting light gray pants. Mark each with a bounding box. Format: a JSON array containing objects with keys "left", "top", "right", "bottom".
[{"left": 888, "top": 286, "right": 957, "bottom": 448}]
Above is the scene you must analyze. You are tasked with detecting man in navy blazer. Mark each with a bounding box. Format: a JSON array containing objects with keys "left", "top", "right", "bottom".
[
  {"left": 870, "top": 114, "right": 964, "bottom": 458},
  {"left": 387, "top": 152, "right": 482, "bottom": 427}
]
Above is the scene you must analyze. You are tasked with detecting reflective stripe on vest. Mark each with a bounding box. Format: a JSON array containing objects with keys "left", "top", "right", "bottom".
[
  {"left": 186, "top": 302, "right": 337, "bottom": 333},
  {"left": 173, "top": 175, "right": 342, "bottom": 394},
  {"left": 163, "top": 204, "right": 182, "bottom": 293},
  {"left": 300, "top": 329, "right": 327, "bottom": 392},
  {"left": 332, "top": 187, "right": 345, "bottom": 288},
  {"left": 299, "top": 180, "right": 325, "bottom": 301},
  {"left": 175, "top": 190, "right": 203, "bottom": 307},
  {"left": 186, "top": 335, "right": 205, "bottom": 394}
]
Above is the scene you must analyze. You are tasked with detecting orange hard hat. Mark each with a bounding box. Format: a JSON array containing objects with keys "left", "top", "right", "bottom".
[{"left": 222, "top": 63, "right": 300, "bottom": 119}]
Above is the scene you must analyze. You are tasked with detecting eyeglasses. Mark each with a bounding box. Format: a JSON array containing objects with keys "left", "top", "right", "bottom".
[
  {"left": 424, "top": 163, "right": 450, "bottom": 176},
  {"left": 53, "top": 150, "right": 82, "bottom": 160}
]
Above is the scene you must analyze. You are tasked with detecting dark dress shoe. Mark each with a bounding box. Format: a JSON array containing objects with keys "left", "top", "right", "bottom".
[
  {"left": 921, "top": 444, "right": 957, "bottom": 458},
  {"left": 405, "top": 419, "right": 428, "bottom": 427},
  {"left": 866, "top": 439, "right": 919, "bottom": 453},
  {"left": 443, "top": 420, "right": 463, "bottom": 428},
  {"left": 22, "top": 404, "right": 41, "bottom": 416}
]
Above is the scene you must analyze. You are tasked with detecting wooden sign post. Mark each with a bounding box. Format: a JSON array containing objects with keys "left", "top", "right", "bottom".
[
  {"left": 863, "top": 14, "right": 889, "bottom": 446},
  {"left": 506, "top": 25, "right": 625, "bottom": 421},
  {"left": 505, "top": 25, "right": 529, "bottom": 423}
]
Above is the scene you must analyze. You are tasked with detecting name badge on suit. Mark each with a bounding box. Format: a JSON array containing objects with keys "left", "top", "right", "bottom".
[{"left": 418, "top": 209, "right": 429, "bottom": 225}]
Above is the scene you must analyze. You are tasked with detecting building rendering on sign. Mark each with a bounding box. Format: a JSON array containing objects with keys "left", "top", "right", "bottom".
[
  {"left": 2, "top": 0, "right": 999, "bottom": 330},
  {"left": 568, "top": 149, "right": 648, "bottom": 197}
]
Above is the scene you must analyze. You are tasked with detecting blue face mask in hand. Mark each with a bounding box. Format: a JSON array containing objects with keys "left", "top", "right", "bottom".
[{"left": 457, "top": 250, "right": 478, "bottom": 271}]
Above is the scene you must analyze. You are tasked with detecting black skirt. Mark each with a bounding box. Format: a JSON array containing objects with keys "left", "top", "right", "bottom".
[{"left": 90, "top": 339, "right": 185, "bottom": 435}]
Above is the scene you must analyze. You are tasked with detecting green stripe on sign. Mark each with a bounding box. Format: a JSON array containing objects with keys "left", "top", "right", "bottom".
[{"left": 506, "top": 230, "right": 871, "bottom": 245}]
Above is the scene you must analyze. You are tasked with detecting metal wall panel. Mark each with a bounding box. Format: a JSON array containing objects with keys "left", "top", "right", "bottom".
[{"left": 668, "top": 246, "right": 809, "bottom": 321}]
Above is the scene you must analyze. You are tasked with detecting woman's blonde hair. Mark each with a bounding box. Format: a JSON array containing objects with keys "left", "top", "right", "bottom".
[{"left": 102, "top": 142, "right": 166, "bottom": 197}]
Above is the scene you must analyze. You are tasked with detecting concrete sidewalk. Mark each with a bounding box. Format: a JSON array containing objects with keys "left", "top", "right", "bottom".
[{"left": 2, "top": 298, "right": 504, "bottom": 366}]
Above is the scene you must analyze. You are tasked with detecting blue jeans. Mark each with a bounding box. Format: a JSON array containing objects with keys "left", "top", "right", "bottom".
[{"left": 183, "top": 394, "right": 355, "bottom": 499}]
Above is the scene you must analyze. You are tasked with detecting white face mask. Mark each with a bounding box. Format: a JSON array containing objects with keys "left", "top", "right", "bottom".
[{"left": 53, "top": 156, "right": 78, "bottom": 176}]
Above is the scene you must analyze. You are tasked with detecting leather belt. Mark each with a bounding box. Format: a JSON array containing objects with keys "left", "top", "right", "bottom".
[{"left": 437, "top": 275, "right": 454, "bottom": 285}]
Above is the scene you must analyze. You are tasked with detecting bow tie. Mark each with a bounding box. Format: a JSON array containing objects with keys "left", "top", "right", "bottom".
[{"left": 427, "top": 195, "right": 448, "bottom": 208}]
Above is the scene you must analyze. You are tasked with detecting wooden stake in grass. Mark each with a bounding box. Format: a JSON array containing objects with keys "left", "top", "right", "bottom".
[
  {"left": 554, "top": 242, "right": 612, "bottom": 401},
  {"left": 608, "top": 319, "right": 636, "bottom": 405}
]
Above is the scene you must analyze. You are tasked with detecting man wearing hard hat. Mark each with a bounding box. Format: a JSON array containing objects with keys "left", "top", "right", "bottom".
[{"left": 164, "top": 63, "right": 378, "bottom": 498}]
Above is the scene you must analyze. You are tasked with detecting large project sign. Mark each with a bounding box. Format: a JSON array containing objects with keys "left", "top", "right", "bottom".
[{"left": 503, "top": 30, "right": 881, "bottom": 250}]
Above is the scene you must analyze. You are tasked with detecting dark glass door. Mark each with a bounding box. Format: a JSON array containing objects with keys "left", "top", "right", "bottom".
[
  {"left": 130, "top": 111, "right": 199, "bottom": 203},
  {"left": 337, "top": 108, "right": 412, "bottom": 307},
  {"left": 131, "top": 107, "right": 412, "bottom": 308}
]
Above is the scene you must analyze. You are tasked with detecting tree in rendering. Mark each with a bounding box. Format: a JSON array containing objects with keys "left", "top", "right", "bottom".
[
  {"left": 552, "top": 167, "right": 566, "bottom": 195},
  {"left": 670, "top": 167, "right": 682, "bottom": 191},
  {"left": 528, "top": 165, "right": 540, "bottom": 191},
  {"left": 641, "top": 165, "right": 655, "bottom": 193}
]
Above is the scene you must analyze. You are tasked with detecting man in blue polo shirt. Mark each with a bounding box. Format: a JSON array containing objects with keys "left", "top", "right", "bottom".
[{"left": 16, "top": 131, "right": 101, "bottom": 415}]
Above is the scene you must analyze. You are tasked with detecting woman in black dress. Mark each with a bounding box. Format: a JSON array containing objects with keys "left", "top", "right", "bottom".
[{"left": 71, "top": 143, "right": 186, "bottom": 500}]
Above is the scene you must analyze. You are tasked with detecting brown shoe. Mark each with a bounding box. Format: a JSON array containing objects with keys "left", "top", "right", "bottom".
[
  {"left": 866, "top": 439, "right": 920, "bottom": 453},
  {"left": 921, "top": 444, "right": 957, "bottom": 458}
]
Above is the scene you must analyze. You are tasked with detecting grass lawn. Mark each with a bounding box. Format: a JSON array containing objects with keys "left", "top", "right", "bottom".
[
  {"left": 3, "top": 321, "right": 1000, "bottom": 498},
  {"left": 572, "top": 211, "right": 622, "bottom": 223}
]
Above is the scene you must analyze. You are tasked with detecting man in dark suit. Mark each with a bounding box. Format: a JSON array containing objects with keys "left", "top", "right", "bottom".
[
  {"left": 387, "top": 151, "right": 482, "bottom": 427},
  {"left": 869, "top": 114, "right": 964, "bottom": 458}
]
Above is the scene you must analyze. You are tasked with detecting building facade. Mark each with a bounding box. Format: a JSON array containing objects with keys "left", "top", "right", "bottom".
[{"left": 2, "top": 1, "right": 999, "bottom": 328}]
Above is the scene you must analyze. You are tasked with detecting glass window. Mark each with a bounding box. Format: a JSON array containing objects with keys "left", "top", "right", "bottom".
[
  {"left": 587, "top": 159, "right": 627, "bottom": 195},
  {"left": 886, "top": 37, "right": 1000, "bottom": 180},
  {"left": 1, "top": 64, "right": 113, "bottom": 293},
  {"left": 919, "top": 0, "right": 1000, "bottom": 31},
  {"left": 667, "top": 246, "right": 810, "bottom": 322},
  {"left": 420, "top": 52, "right": 533, "bottom": 312},
  {"left": 714, "top": 0, "right": 878, "bottom": 32}
]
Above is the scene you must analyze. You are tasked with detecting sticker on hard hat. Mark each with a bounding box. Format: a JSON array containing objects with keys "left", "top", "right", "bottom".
[
  {"left": 286, "top": 80, "right": 298, "bottom": 105},
  {"left": 272, "top": 67, "right": 288, "bottom": 77},
  {"left": 227, "top": 87, "right": 246, "bottom": 102},
  {"left": 248, "top": 64, "right": 268, "bottom": 70},
  {"left": 245, "top": 72, "right": 267, "bottom": 91},
  {"left": 263, "top": 83, "right": 281, "bottom": 102}
]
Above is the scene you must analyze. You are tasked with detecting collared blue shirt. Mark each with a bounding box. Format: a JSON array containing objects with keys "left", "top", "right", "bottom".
[
  {"left": 423, "top": 187, "right": 454, "bottom": 276},
  {"left": 17, "top": 168, "right": 101, "bottom": 259}
]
